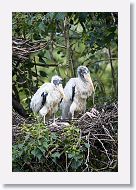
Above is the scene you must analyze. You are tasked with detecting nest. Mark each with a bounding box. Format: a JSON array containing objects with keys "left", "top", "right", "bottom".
[
  {"left": 12, "top": 38, "right": 49, "bottom": 61},
  {"left": 78, "top": 102, "right": 118, "bottom": 171},
  {"left": 79, "top": 102, "right": 118, "bottom": 136},
  {"left": 12, "top": 102, "right": 118, "bottom": 171}
]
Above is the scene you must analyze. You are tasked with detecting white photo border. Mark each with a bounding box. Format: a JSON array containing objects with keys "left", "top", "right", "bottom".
[{"left": 0, "top": 0, "right": 130, "bottom": 184}]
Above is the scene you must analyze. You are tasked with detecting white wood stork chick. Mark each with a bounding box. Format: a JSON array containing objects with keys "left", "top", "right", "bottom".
[
  {"left": 30, "top": 75, "right": 65, "bottom": 125},
  {"left": 61, "top": 66, "right": 94, "bottom": 120}
]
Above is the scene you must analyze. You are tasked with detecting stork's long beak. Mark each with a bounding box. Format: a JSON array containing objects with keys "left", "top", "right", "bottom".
[
  {"left": 84, "top": 73, "right": 95, "bottom": 92},
  {"left": 58, "top": 84, "right": 67, "bottom": 100}
]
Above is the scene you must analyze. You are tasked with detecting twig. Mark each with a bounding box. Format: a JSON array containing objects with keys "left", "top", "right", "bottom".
[
  {"left": 83, "top": 132, "right": 90, "bottom": 172},
  {"left": 65, "top": 153, "right": 68, "bottom": 172},
  {"left": 92, "top": 133, "right": 111, "bottom": 162}
]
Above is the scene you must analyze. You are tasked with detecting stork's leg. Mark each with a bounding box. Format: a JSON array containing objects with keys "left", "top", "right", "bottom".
[
  {"left": 69, "top": 102, "right": 76, "bottom": 120},
  {"left": 82, "top": 106, "right": 86, "bottom": 114},
  {"left": 43, "top": 115, "right": 46, "bottom": 125},
  {"left": 53, "top": 113, "right": 56, "bottom": 124},
  {"left": 61, "top": 100, "right": 71, "bottom": 120},
  {"left": 50, "top": 113, "right": 60, "bottom": 127},
  {"left": 39, "top": 107, "right": 47, "bottom": 125}
]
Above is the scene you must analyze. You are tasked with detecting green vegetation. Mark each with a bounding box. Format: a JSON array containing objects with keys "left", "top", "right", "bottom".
[
  {"left": 12, "top": 12, "right": 118, "bottom": 172},
  {"left": 13, "top": 124, "right": 85, "bottom": 172},
  {"left": 12, "top": 120, "right": 117, "bottom": 172}
]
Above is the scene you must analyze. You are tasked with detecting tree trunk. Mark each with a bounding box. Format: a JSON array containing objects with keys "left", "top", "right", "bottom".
[
  {"left": 12, "top": 95, "right": 28, "bottom": 118},
  {"left": 108, "top": 47, "right": 117, "bottom": 96},
  {"left": 64, "top": 15, "right": 74, "bottom": 78}
]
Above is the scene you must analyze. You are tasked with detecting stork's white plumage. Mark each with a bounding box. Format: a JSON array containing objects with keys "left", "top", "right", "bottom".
[
  {"left": 61, "top": 66, "right": 94, "bottom": 120},
  {"left": 30, "top": 75, "right": 65, "bottom": 124}
]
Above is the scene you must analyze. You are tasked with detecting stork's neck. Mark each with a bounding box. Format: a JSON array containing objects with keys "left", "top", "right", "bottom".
[
  {"left": 77, "top": 77, "right": 92, "bottom": 92},
  {"left": 78, "top": 76, "right": 88, "bottom": 84}
]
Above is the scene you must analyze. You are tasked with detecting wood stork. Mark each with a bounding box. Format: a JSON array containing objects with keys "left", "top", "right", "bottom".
[
  {"left": 61, "top": 66, "right": 94, "bottom": 120},
  {"left": 30, "top": 75, "right": 65, "bottom": 125}
]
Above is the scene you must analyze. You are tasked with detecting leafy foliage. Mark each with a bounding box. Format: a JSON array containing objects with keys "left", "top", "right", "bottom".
[{"left": 13, "top": 124, "right": 86, "bottom": 172}]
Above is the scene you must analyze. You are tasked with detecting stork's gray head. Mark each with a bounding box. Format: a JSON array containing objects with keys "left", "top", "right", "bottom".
[
  {"left": 51, "top": 75, "right": 63, "bottom": 86},
  {"left": 77, "top": 66, "right": 94, "bottom": 91},
  {"left": 77, "top": 66, "right": 90, "bottom": 79}
]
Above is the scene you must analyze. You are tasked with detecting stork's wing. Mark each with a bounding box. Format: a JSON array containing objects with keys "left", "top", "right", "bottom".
[
  {"left": 61, "top": 78, "right": 77, "bottom": 119},
  {"left": 64, "top": 78, "right": 77, "bottom": 101},
  {"left": 71, "top": 86, "right": 76, "bottom": 102},
  {"left": 30, "top": 83, "right": 52, "bottom": 112},
  {"left": 41, "top": 91, "right": 48, "bottom": 106}
]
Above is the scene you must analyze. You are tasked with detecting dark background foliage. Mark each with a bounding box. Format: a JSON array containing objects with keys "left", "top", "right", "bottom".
[{"left": 12, "top": 12, "right": 118, "bottom": 117}]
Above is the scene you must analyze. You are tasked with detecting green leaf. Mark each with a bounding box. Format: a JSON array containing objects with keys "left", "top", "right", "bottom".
[
  {"left": 71, "top": 159, "right": 82, "bottom": 170},
  {"left": 56, "top": 13, "right": 66, "bottom": 21},
  {"left": 39, "top": 70, "right": 47, "bottom": 77},
  {"left": 38, "top": 22, "right": 45, "bottom": 32},
  {"left": 18, "top": 150, "right": 23, "bottom": 157},
  {"left": 51, "top": 152, "right": 61, "bottom": 159},
  {"left": 18, "top": 144, "right": 23, "bottom": 149},
  {"left": 84, "top": 143, "right": 90, "bottom": 149},
  {"left": 31, "top": 149, "right": 36, "bottom": 157},
  {"left": 25, "top": 134, "right": 30, "bottom": 141},
  {"left": 38, "top": 146, "right": 45, "bottom": 153},
  {"left": 38, "top": 140, "right": 42, "bottom": 146},
  {"left": 32, "top": 148, "right": 43, "bottom": 160},
  {"left": 43, "top": 142, "right": 49, "bottom": 150},
  {"left": 45, "top": 12, "right": 55, "bottom": 20},
  {"left": 24, "top": 146, "right": 28, "bottom": 152},
  {"left": 68, "top": 153, "right": 73, "bottom": 158},
  {"left": 36, "top": 152, "right": 42, "bottom": 161},
  {"left": 51, "top": 133, "right": 57, "bottom": 140}
]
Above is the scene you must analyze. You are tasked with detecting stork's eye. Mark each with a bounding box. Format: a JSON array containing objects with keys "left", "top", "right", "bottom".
[
  {"left": 83, "top": 70, "right": 89, "bottom": 74},
  {"left": 80, "top": 69, "right": 89, "bottom": 79},
  {"left": 81, "top": 70, "right": 86, "bottom": 75}
]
